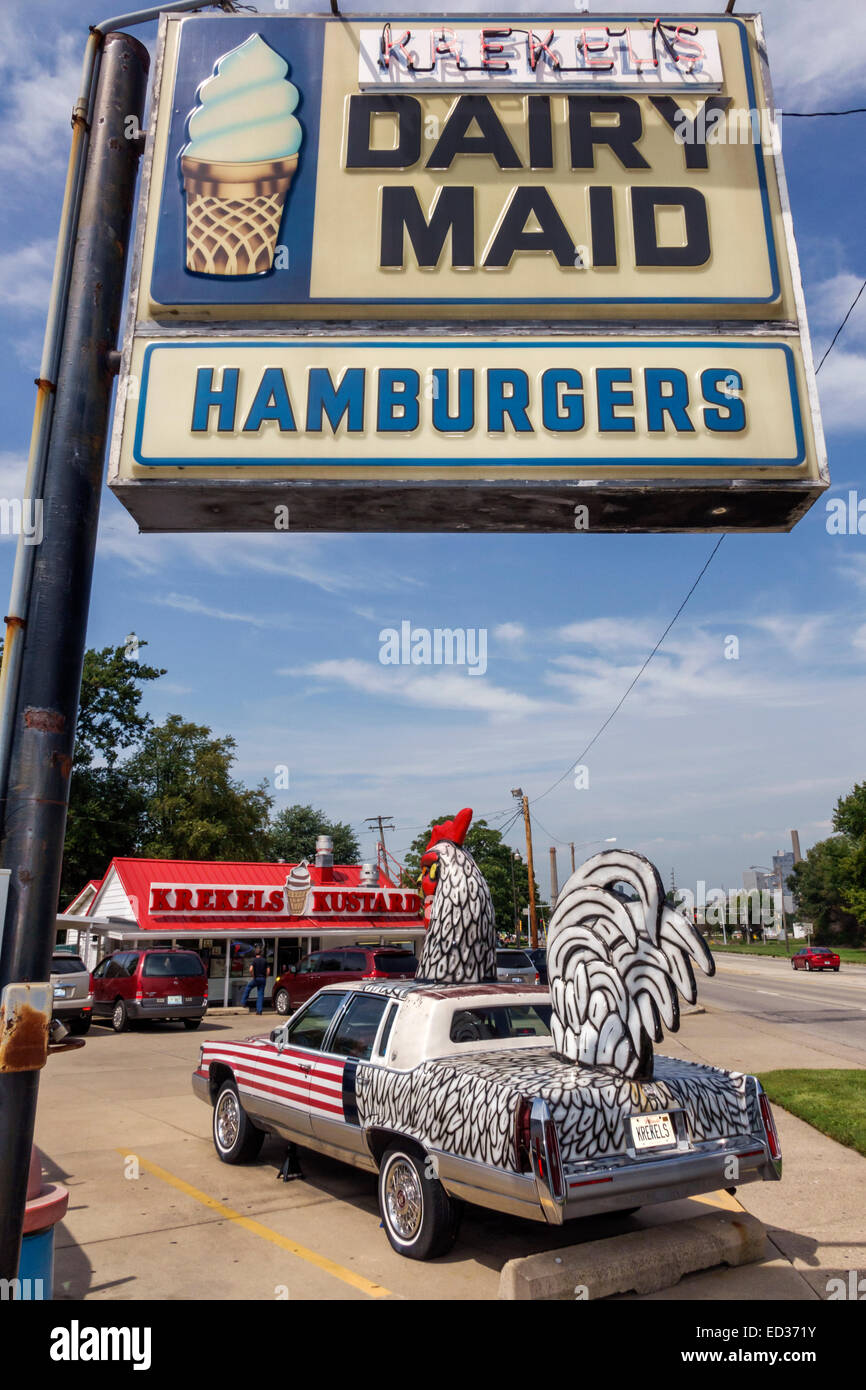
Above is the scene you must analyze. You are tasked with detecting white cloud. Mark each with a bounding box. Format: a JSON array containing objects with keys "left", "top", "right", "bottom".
[
  {"left": 149, "top": 592, "right": 295, "bottom": 629},
  {"left": 0, "top": 238, "right": 55, "bottom": 316},
  {"left": 494, "top": 622, "right": 526, "bottom": 644},
  {"left": 291, "top": 658, "right": 551, "bottom": 719},
  {"left": 814, "top": 349, "right": 866, "bottom": 434}
]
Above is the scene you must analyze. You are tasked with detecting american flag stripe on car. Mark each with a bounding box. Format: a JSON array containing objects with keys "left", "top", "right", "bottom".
[{"left": 199, "top": 1042, "right": 346, "bottom": 1119}]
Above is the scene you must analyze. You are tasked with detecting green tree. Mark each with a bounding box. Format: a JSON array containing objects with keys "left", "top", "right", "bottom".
[
  {"left": 61, "top": 642, "right": 165, "bottom": 900},
  {"left": 403, "top": 815, "right": 541, "bottom": 940},
  {"left": 832, "top": 783, "right": 866, "bottom": 927},
  {"left": 128, "top": 714, "right": 272, "bottom": 860},
  {"left": 788, "top": 836, "right": 862, "bottom": 945},
  {"left": 266, "top": 804, "right": 360, "bottom": 864}
]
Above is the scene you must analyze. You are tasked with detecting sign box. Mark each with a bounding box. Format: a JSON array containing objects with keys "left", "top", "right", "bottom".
[{"left": 108, "top": 13, "right": 828, "bottom": 533}]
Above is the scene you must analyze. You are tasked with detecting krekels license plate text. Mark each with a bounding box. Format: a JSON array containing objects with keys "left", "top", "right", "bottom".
[{"left": 630, "top": 1113, "right": 676, "bottom": 1150}]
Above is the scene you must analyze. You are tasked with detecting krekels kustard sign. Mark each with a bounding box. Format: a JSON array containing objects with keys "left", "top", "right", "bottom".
[{"left": 108, "top": 13, "right": 828, "bottom": 533}]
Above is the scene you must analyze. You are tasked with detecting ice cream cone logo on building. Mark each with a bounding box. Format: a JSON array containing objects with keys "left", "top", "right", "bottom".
[
  {"left": 180, "top": 34, "right": 303, "bottom": 277},
  {"left": 284, "top": 859, "right": 312, "bottom": 916}
]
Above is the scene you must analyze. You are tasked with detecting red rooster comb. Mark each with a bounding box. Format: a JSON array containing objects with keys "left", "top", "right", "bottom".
[{"left": 425, "top": 807, "right": 473, "bottom": 852}]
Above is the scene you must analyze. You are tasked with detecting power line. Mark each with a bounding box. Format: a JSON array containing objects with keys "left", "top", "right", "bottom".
[
  {"left": 529, "top": 536, "right": 727, "bottom": 809},
  {"left": 815, "top": 278, "right": 866, "bottom": 374},
  {"left": 782, "top": 108, "right": 866, "bottom": 118}
]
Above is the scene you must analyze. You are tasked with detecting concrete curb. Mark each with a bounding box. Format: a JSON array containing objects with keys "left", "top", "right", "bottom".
[{"left": 499, "top": 1211, "right": 766, "bottom": 1300}]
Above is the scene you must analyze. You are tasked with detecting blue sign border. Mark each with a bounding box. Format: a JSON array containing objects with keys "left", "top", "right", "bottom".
[{"left": 132, "top": 339, "right": 806, "bottom": 468}]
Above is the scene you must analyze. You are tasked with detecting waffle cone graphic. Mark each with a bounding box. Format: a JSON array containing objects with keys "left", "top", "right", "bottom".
[
  {"left": 287, "top": 888, "right": 309, "bottom": 915},
  {"left": 181, "top": 155, "right": 298, "bottom": 276}
]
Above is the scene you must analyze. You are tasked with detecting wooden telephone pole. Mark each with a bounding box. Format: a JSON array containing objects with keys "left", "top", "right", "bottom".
[{"left": 512, "top": 789, "right": 538, "bottom": 948}]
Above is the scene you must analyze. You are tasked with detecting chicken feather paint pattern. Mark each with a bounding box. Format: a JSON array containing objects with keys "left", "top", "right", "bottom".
[
  {"left": 355, "top": 1049, "right": 756, "bottom": 1171},
  {"left": 547, "top": 849, "right": 715, "bottom": 1079},
  {"left": 416, "top": 814, "right": 497, "bottom": 984}
]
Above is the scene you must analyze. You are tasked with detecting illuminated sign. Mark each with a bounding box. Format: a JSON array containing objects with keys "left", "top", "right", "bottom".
[
  {"left": 108, "top": 14, "right": 828, "bottom": 532},
  {"left": 358, "top": 22, "right": 725, "bottom": 90},
  {"left": 134, "top": 15, "right": 785, "bottom": 317},
  {"left": 123, "top": 337, "right": 809, "bottom": 471},
  {"left": 148, "top": 883, "right": 423, "bottom": 918}
]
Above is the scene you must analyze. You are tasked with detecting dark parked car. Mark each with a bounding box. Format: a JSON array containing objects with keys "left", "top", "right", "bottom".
[
  {"left": 91, "top": 948, "right": 208, "bottom": 1031},
  {"left": 50, "top": 954, "right": 92, "bottom": 1034},
  {"left": 271, "top": 946, "right": 417, "bottom": 1015},
  {"left": 792, "top": 946, "right": 840, "bottom": 972}
]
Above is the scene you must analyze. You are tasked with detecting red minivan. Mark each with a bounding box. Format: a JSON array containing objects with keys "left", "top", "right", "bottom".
[
  {"left": 271, "top": 946, "right": 417, "bottom": 1015},
  {"left": 91, "top": 948, "right": 208, "bottom": 1031}
]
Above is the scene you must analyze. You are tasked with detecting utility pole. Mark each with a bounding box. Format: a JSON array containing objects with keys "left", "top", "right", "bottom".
[
  {"left": 511, "top": 789, "right": 538, "bottom": 948},
  {"left": 0, "top": 31, "right": 149, "bottom": 1279},
  {"left": 364, "top": 814, "right": 395, "bottom": 856},
  {"left": 509, "top": 850, "right": 519, "bottom": 943},
  {"left": 549, "top": 846, "right": 559, "bottom": 906}
]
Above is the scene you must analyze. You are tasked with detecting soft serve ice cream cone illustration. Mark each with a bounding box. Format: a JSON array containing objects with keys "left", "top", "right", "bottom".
[
  {"left": 285, "top": 860, "right": 312, "bottom": 916},
  {"left": 181, "top": 33, "right": 303, "bottom": 276}
]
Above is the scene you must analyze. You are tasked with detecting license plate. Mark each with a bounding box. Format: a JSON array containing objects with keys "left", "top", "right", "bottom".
[
  {"left": 511, "top": 976, "right": 524, "bottom": 983},
  {"left": 167, "top": 995, "right": 183, "bottom": 1005},
  {"left": 630, "top": 1112, "right": 676, "bottom": 1151},
  {"left": 53, "top": 986, "right": 66, "bottom": 998}
]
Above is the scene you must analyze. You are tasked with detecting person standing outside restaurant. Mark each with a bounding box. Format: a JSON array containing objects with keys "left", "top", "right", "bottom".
[{"left": 242, "top": 946, "right": 269, "bottom": 1015}]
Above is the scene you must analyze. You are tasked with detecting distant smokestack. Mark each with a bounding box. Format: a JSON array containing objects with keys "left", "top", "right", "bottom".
[
  {"left": 549, "top": 846, "right": 559, "bottom": 904},
  {"left": 791, "top": 830, "right": 802, "bottom": 863}
]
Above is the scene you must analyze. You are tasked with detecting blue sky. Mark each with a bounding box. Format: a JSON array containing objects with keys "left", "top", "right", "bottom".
[{"left": 1, "top": 0, "right": 865, "bottom": 902}]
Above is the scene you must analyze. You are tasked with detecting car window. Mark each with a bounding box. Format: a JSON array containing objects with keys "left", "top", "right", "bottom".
[
  {"left": 296, "top": 954, "right": 318, "bottom": 974},
  {"left": 377, "top": 1003, "right": 399, "bottom": 1057},
  {"left": 51, "top": 956, "right": 88, "bottom": 973},
  {"left": 142, "top": 952, "right": 204, "bottom": 977},
  {"left": 449, "top": 1004, "right": 552, "bottom": 1043},
  {"left": 373, "top": 952, "right": 416, "bottom": 974},
  {"left": 316, "top": 953, "right": 343, "bottom": 972},
  {"left": 327, "top": 994, "right": 390, "bottom": 1060},
  {"left": 92, "top": 959, "right": 109, "bottom": 979},
  {"left": 125, "top": 953, "right": 140, "bottom": 976},
  {"left": 340, "top": 950, "right": 367, "bottom": 972},
  {"left": 287, "top": 993, "right": 346, "bottom": 1051},
  {"left": 496, "top": 951, "right": 532, "bottom": 968},
  {"left": 105, "top": 957, "right": 125, "bottom": 979}
]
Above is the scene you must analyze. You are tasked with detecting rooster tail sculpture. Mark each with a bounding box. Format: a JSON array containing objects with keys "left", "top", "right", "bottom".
[
  {"left": 547, "top": 849, "right": 714, "bottom": 1080},
  {"left": 415, "top": 808, "right": 497, "bottom": 984}
]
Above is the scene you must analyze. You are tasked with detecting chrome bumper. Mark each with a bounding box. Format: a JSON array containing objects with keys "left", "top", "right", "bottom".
[{"left": 191, "top": 1070, "right": 210, "bottom": 1104}]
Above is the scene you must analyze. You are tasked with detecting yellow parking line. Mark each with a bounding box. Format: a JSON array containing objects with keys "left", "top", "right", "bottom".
[
  {"left": 118, "top": 1149, "right": 392, "bottom": 1299},
  {"left": 689, "top": 1188, "right": 744, "bottom": 1212}
]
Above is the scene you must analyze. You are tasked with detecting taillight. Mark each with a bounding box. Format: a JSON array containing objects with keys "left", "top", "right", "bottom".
[
  {"left": 515, "top": 1097, "right": 532, "bottom": 1172},
  {"left": 544, "top": 1118, "right": 564, "bottom": 1199},
  {"left": 759, "top": 1093, "right": 781, "bottom": 1160},
  {"left": 534, "top": 972, "right": 540, "bottom": 985},
  {"left": 362, "top": 970, "right": 388, "bottom": 980},
  {"left": 134, "top": 990, "right": 143, "bottom": 1001}
]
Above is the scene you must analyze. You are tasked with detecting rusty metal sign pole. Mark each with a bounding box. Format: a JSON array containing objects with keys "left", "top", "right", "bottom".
[{"left": 0, "top": 32, "right": 149, "bottom": 1280}]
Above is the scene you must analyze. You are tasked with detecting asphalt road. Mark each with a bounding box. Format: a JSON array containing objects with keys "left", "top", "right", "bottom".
[{"left": 700, "top": 954, "right": 866, "bottom": 1064}]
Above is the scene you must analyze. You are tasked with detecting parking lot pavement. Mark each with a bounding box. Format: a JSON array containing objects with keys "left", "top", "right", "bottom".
[{"left": 33, "top": 1006, "right": 862, "bottom": 1301}]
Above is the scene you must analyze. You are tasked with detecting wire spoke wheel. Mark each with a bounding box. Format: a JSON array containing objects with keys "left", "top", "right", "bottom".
[
  {"left": 216, "top": 1089, "right": 240, "bottom": 1151},
  {"left": 385, "top": 1158, "right": 423, "bottom": 1241}
]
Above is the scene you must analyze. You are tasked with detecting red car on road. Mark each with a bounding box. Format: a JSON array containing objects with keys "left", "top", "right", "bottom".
[
  {"left": 792, "top": 946, "right": 840, "bottom": 972},
  {"left": 271, "top": 946, "right": 417, "bottom": 1015}
]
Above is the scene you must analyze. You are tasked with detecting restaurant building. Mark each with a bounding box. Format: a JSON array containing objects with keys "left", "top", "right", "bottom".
[{"left": 59, "top": 837, "right": 425, "bottom": 1006}]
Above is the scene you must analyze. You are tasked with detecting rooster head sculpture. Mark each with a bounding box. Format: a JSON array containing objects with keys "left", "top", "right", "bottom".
[
  {"left": 547, "top": 848, "right": 715, "bottom": 1080},
  {"left": 415, "top": 808, "right": 497, "bottom": 984}
]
